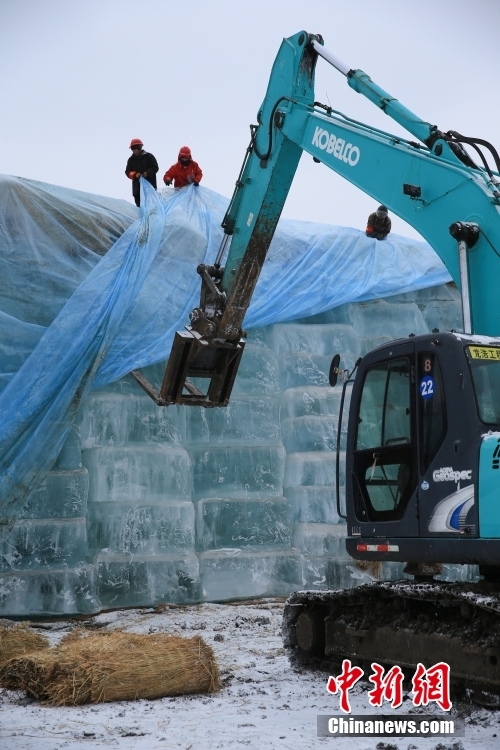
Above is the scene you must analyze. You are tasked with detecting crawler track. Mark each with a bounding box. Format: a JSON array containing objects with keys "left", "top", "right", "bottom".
[{"left": 283, "top": 581, "right": 500, "bottom": 706}]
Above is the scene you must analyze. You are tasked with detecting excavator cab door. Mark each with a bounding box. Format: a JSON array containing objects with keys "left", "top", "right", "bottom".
[
  {"left": 346, "top": 333, "right": 485, "bottom": 551},
  {"left": 348, "top": 341, "right": 419, "bottom": 537}
]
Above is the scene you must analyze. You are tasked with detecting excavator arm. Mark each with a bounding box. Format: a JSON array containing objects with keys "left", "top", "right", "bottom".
[{"left": 132, "top": 30, "right": 500, "bottom": 407}]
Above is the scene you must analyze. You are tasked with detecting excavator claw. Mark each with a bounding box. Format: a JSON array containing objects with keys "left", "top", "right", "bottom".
[{"left": 131, "top": 329, "right": 245, "bottom": 407}]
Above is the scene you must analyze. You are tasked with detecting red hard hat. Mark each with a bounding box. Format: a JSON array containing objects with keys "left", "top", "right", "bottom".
[
  {"left": 130, "top": 138, "right": 143, "bottom": 149},
  {"left": 178, "top": 146, "right": 191, "bottom": 158}
]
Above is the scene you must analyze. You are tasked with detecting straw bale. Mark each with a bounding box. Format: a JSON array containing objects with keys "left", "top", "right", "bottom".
[
  {"left": 0, "top": 622, "right": 49, "bottom": 666},
  {"left": 0, "top": 631, "right": 220, "bottom": 705},
  {"left": 58, "top": 626, "right": 94, "bottom": 645}
]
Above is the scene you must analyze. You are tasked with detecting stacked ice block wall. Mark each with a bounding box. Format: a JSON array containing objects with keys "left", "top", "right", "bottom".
[
  {"left": 0, "top": 427, "right": 96, "bottom": 615},
  {"left": 80, "top": 377, "right": 199, "bottom": 609},
  {"left": 0, "top": 284, "right": 466, "bottom": 615}
]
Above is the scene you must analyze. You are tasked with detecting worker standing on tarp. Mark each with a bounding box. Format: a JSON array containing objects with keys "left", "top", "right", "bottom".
[
  {"left": 163, "top": 147, "right": 203, "bottom": 188},
  {"left": 126, "top": 139, "right": 159, "bottom": 207},
  {"left": 366, "top": 205, "right": 391, "bottom": 240}
]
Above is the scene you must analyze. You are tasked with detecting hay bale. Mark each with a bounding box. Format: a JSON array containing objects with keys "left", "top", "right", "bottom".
[
  {"left": 0, "top": 631, "right": 220, "bottom": 705},
  {"left": 0, "top": 622, "right": 49, "bottom": 666}
]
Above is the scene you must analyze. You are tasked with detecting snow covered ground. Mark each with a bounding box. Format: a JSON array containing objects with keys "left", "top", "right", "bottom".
[{"left": 1, "top": 599, "right": 499, "bottom": 750}]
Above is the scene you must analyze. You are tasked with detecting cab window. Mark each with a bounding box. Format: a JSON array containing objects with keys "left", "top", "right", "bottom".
[
  {"left": 356, "top": 358, "right": 411, "bottom": 450},
  {"left": 467, "top": 346, "right": 500, "bottom": 425},
  {"left": 354, "top": 358, "right": 415, "bottom": 521}
]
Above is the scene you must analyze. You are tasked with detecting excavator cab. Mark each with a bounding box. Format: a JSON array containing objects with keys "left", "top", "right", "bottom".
[
  {"left": 339, "top": 331, "right": 500, "bottom": 565},
  {"left": 283, "top": 332, "right": 500, "bottom": 694}
]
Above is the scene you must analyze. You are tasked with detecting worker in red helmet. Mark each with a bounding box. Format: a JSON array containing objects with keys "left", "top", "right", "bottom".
[
  {"left": 163, "top": 147, "right": 203, "bottom": 189},
  {"left": 125, "top": 139, "right": 159, "bottom": 207}
]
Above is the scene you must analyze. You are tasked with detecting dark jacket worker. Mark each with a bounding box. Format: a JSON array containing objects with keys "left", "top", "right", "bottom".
[{"left": 126, "top": 138, "right": 159, "bottom": 207}]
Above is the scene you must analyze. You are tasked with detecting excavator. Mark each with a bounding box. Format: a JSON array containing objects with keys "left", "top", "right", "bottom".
[{"left": 131, "top": 32, "right": 500, "bottom": 701}]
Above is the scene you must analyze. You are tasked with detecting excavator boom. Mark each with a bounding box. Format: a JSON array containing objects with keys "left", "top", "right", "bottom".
[
  {"left": 133, "top": 31, "right": 500, "bottom": 406},
  {"left": 132, "top": 32, "right": 500, "bottom": 700}
]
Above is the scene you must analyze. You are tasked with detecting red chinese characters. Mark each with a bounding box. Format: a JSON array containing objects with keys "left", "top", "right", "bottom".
[
  {"left": 368, "top": 663, "right": 404, "bottom": 709},
  {"left": 326, "top": 660, "right": 452, "bottom": 713},
  {"left": 412, "top": 662, "right": 451, "bottom": 711},
  {"left": 326, "top": 659, "right": 364, "bottom": 713}
]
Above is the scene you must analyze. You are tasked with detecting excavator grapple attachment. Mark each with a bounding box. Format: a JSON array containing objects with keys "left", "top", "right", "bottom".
[{"left": 132, "top": 330, "right": 245, "bottom": 407}]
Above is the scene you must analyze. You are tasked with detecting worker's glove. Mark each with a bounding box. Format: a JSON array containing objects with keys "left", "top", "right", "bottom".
[
  {"left": 164, "top": 179, "right": 172, "bottom": 186},
  {"left": 193, "top": 181, "right": 199, "bottom": 187},
  {"left": 187, "top": 174, "right": 195, "bottom": 184}
]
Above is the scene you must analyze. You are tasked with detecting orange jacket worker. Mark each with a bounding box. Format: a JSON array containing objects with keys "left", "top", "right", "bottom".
[{"left": 163, "top": 147, "right": 203, "bottom": 188}]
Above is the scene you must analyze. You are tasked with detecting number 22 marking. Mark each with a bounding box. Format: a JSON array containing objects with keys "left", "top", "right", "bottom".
[
  {"left": 420, "top": 377, "right": 434, "bottom": 399},
  {"left": 421, "top": 380, "right": 433, "bottom": 395}
]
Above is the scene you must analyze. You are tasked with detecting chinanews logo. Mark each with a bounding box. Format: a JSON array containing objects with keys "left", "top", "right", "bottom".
[
  {"left": 311, "top": 126, "right": 360, "bottom": 166},
  {"left": 432, "top": 467, "right": 472, "bottom": 483}
]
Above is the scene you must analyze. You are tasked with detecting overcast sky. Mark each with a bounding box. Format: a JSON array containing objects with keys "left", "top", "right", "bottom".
[{"left": 1, "top": 0, "right": 499, "bottom": 240}]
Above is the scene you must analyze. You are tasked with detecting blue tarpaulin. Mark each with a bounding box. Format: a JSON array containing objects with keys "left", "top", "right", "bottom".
[{"left": 0, "top": 174, "right": 451, "bottom": 523}]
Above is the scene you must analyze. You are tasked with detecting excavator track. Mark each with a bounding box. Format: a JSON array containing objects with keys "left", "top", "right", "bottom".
[{"left": 283, "top": 581, "right": 500, "bottom": 707}]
